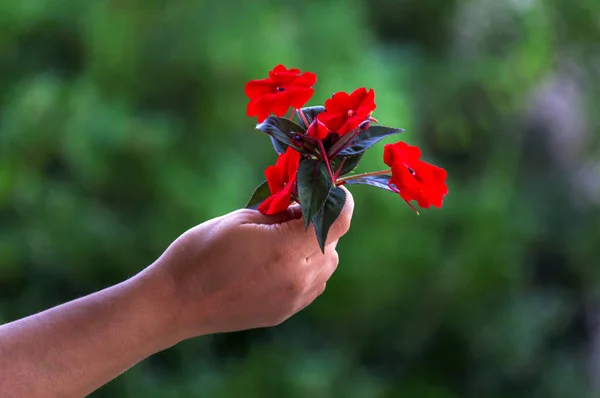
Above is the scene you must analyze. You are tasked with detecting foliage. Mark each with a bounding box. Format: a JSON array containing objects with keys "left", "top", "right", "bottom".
[{"left": 1, "top": 0, "right": 599, "bottom": 397}]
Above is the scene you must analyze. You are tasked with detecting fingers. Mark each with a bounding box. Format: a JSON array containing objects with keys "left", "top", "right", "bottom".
[
  {"left": 311, "top": 243, "right": 339, "bottom": 285},
  {"left": 273, "top": 243, "right": 338, "bottom": 324},
  {"left": 291, "top": 246, "right": 338, "bottom": 315},
  {"left": 291, "top": 283, "right": 327, "bottom": 315},
  {"left": 261, "top": 204, "right": 303, "bottom": 225},
  {"left": 238, "top": 187, "right": 354, "bottom": 259},
  {"left": 238, "top": 204, "right": 303, "bottom": 225}
]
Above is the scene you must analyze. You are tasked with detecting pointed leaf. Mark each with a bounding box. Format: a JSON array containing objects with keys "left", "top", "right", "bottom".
[
  {"left": 342, "top": 174, "right": 395, "bottom": 192},
  {"left": 296, "top": 106, "right": 325, "bottom": 129},
  {"left": 339, "top": 126, "right": 404, "bottom": 156},
  {"left": 332, "top": 153, "right": 364, "bottom": 177},
  {"left": 270, "top": 136, "right": 288, "bottom": 155},
  {"left": 245, "top": 180, "right": 271, "bottom": 209},
  {"left": 297, "top": 159, "right": 333, "bottom": 230},
  {"left": 312, "top": 187, "right": 347, "bottom": 253},
  {"left": 327, "top": 127, "right": 361, "bottom": 158},
  {"left": 256, "top": 116, "right": 306, "bottom": 153}
]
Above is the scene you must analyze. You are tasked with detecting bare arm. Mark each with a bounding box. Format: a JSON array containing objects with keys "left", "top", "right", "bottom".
[
  {"left": 0, "top": 276, "right": 176, "bottom": 398},
  {"left": 0, "top": 192, "right": 354, "bottom": 398}
]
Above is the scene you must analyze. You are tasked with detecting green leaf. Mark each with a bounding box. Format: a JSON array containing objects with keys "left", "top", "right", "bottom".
[
  {"left": 245, "top": 180, "right": 270, "bottom": 209},
  {"left": 342, "top": 174, "right": 395, "bottom": 192},
  {"left": 297, "top": 159, "right": 333, "bottom": 230},
  {"left": 339, "top": 126, "right": 404, "bottom": 156},
  {"left": 296, "top": 106, "right": 325, "bottom": 129},
  {"left": 312, "top": 187, "right": 347, "bottom": 253},
  {"left": 327, "top": 127, "right": 360, "bottom": 158},
  {"left": 256, "top": 116, "right": 306, "bottom": 154},
  {"left": 332, "top": 153, "right": 364, "bottom": 177},
  {"left": 269, "top": 136, "right": 288, "bottom": 155}
]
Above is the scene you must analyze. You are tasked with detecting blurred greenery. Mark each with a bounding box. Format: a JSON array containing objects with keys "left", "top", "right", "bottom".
[{"left": 1, "top": 0, "right": 600, "bottom": 397}]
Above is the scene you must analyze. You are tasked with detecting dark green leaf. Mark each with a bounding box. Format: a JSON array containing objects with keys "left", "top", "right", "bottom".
[
  {"left": 339, "top": 126, "right": 404, "bottom": 156},
  {"left": 245, "top": 180, "right": 271, "bottom": 209},
  {"left": 312, "top": 187, "right": 347, "bottom": 253},
  {"left": 296, "top": 106, "right": 325, "bottom": 129},
  {"left": 327, "top": 128, "right": 360, "bottom": 158},
  {"left": 297, "top": 159, "right": 333, "bottom": 230},
  {"left": 342, "top": 174, "right": 395, "bottom": 192},
  {"left": 332, "top": 153, "right": 364, "bottom": 177},
  {"left": 270, "top": 136, "right": 288, "bottom": 155},
  {"left": 256, "top": 116, "right": 306, "bottom": 154}
]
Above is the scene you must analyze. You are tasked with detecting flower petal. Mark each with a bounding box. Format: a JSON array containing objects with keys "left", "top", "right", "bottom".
[
  {"left": 271, "top": 93, "right": 291, "bottom": 117},
  {"left": 337, "top": 115, "right": 364, "bottom": 136},
  {"left": 283, "top": 147, "right": 301, "bottom": 179},
  {"left": 356, "top": 88, "right": 376, "bottom": 114},
  {"left": 245, "top": 79, "right": 274, "bottom": 98},
  {"left": 324, "top": 92, "right": 352, "bottom": 113},
  {"left": 318, "top": 112, "right": 346, "bottom": 133},
  {"left": 307, "top": 119, "right": 329, "bottom": 140},
  {"left": 258, "top": 191, "right": 290, "bottom": 214},
  {"left": 348, "top": 87, "right": 369, "bottom": 108},
  {"left": 287, "top": 87, "right": 314, "bottom": 109},
  {"left": 294, "top": 71, "right": 317, "bottom": 87}
]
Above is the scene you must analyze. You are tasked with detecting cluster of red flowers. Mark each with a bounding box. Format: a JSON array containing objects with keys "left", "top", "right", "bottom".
[{"left": 245, "top": 65, "right": 447, "bottom": 249}]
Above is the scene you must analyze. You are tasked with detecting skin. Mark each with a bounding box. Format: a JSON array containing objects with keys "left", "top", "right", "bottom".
[{"left": 0, "top": 189, "right": 354, "bottom": 398}]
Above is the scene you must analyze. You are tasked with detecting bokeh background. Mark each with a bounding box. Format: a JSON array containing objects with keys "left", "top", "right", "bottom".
[{"left": 1, "top": 0, "right": 600, "bottom": 397}]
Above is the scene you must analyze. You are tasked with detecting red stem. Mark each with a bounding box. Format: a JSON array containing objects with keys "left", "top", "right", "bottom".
[
  {"left": 333, "top": 158, "right": 346, "bottom": 180},
  {"left": 335, "top": 169, "right": 391, "bottom": 185},
  {"left": 287, "top": 108, "right": 296, "bottom": 121},
  {"left": 318, "top": 140, "right": 336, "bottom": 183},
  {"left": 297, "top": 108, "right": 310, "bottom": 128}
]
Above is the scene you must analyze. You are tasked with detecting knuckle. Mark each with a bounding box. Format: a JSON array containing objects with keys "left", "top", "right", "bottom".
[
  {"left": 272, "top": 241, "right": 296, "bottom": 263},
  {"left": 316, "top": 283, "right": 327, "bottom": 296},
  {"left": 330, "top": 250, "right": 340, "bottom": 267},
  {"left": 273, "top": 245, "right": 288, "bottom": 262},
  {"left": 271, "top": 314, "right": 289, "bottom": 326},
  {"left": 336, "top": 213, "right": 352, "bottom": 235},
  {"left": 283, "top": 244, "right": 301, "bottom": 262},
  {"left": 288, "top": 276, "right": 309, "bottom": 296}
]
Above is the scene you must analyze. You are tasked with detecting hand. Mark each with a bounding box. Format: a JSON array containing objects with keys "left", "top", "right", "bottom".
[
  {"left": 0, "top": 190, "right": 354, "bottom": 398},
  {"left": 140, "top": 188, "right": 354, "bottom": 341}
]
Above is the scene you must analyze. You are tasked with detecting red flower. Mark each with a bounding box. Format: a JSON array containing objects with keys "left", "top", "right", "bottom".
[
  {"left": 306, "top": 118, "right": 329, "bottom": 140},
  {"left": 318, "top": 88, "right": 376, "bottom": 135},
  {"left": 245, "top": 65, "right": 317, "bottom": 123},
  {"left": 258, "top": 147, "right": 301, "bottom": 215},
  {"left": 383, "top": 142, "right": 448, "bottom": 211}
]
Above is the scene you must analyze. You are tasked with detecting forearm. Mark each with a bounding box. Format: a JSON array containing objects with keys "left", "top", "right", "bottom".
[{"left": 0, "top": 274, "right": 179, "bottom": 398}]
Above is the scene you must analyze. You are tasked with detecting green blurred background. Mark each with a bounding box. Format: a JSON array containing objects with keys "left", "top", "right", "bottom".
[{"left": 1, "top": 0, "right": 600, "bottom": 397}]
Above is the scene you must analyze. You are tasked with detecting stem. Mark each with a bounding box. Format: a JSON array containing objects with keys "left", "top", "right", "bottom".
[
  {"left": 318, "top": 140, "right": 336, "bottom": 183},
  {"left": 287, "top": 108, "right": 296, "bottom": 121},
  {"left": 334, "top": 169, "right": 420, "bottom": 215},
  {"left": 333, "top": 158, "right": 346, "bottom": 181},
  {"left": 297, "top": 108, "right": 310, "bottom": 128},
  {"left": 335, "top": 169, "right": 391, "bottom": 185}
]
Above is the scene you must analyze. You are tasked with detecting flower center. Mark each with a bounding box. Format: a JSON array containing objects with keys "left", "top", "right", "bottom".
[
  {"left": 407, "top": 166, "right": 423, "bottom": 182},
  {"left": 276, "top": 87, "right": 285, "bottom": 92},
  {"left": 347, "top": 110, "right": 356, "bottom": 117}
]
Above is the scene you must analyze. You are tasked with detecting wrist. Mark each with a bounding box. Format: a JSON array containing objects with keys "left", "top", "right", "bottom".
[{"left": 126, "top": 268, "right": 188, "bottom": 350}]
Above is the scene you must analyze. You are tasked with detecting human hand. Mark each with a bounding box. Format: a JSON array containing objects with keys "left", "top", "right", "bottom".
[{"left": 140, "top": 187, "right": 354, "bottom": 342}]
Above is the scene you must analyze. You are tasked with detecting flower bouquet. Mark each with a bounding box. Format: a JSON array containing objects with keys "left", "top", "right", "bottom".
[{"left": 245, "top": 65, "right": 448, "bottom": 252}]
